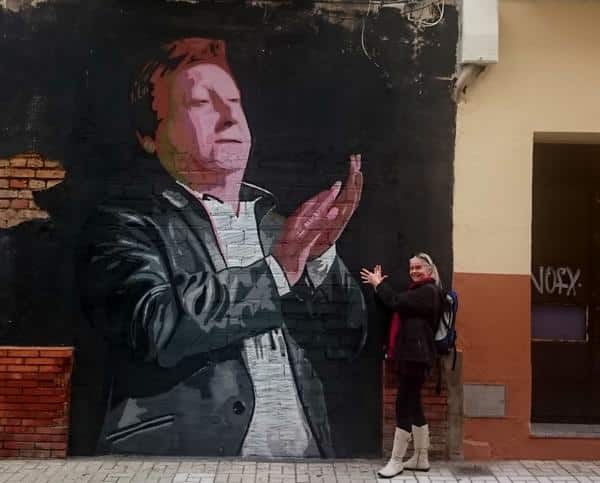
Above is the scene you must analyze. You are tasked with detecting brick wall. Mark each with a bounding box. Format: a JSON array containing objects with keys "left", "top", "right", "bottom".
[
  {"left": 383, "top": 361, "right": 449, "bottom": 459},
  {"left": 0, "top": 347, "right": 74, "bottom": 458},
  {"left": 0, "top": 154, "right": 66, "bottom": 228}
]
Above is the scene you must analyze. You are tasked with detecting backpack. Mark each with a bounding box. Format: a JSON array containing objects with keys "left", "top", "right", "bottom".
[{"left": 434, "top": 289, "right": 458, "bottom": 393}]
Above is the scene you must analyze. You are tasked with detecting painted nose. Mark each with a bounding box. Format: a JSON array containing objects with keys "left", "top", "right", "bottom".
[{"left": 211, "top": 90, "right": 236, "bottom": 132}]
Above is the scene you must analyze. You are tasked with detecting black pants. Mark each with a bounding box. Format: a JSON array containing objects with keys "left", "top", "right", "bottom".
[{"left": 395, "top": 368, "right": 427, "bottom": 432}]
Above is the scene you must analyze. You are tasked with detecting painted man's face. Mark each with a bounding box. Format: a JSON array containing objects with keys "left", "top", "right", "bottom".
[{"left": 154, "top": 63, "right": 252, "bottom": 181}]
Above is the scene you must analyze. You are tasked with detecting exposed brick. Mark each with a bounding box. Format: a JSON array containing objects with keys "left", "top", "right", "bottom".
[
  {"left": 0, "top": 388, "right": 22, "bottom": 395},
  {"left": 9, "top": 157, "right": 27, "bottom": 167},
  {"left": 17, "top": 189, "right": 33, "bottom": 200},
  {"left": 35, "top": 426, "right": 67, "bottom": 435},
  {"left": 19, "top": 209, "right": 48, "bottom": 220},
  {"left": 24, "top": 358, "right": 63, "bottom": 365},
  {"left": 41, "top": 434, "right": 67, "bottom": 443},
  {"left": 0, "top": 403, "right": 61, "bottom": 413},
  {"left": 28, "top": 201, "right": 38, "bottom": 209},
  {"left": 0, "top": 189, "right": 18, "bottom": 199},
  {"left": 35, "top": 169, "right": 65, "bottom": 179},
  {"left": 0, "top": 200, "right": 9, "bottom": 208},
  {"left": 35, "top": 441, "right": 67, "bottom": 450},
  {"left": 0, "top": 448, "right": 20, "bottom": 457},
  {"left": 16, "top": 373, "right": 57, "bottom": 381},
  {"left": 0, "top": 410, "right": 56, "bottom": 419},
  {"left": 20, "top": 419, "right": 55, "bottom": 427},
  {"left": 0, "top": 374, "right": 23, "bottom": 382},
  {"left": 9, "top": 178, "right": 28, "bottom": 189},
  {"left": 38, "top": 366, "right": 66, "bottom": 373},
  {"left": 0, "top": 347, "right": 73, "bottom": 458},
  {"left": 4, "top": 426, "right": 35, "bottom": 434},
  {"left": 26, "top": 158, "right": 44, "bottom": 168},
  {"left": 0, "top": 160, "right": 9, "bottom": 168},
  {"left": 1, "top": 395, "right": 65, "bottom": 404},
  {"left": 0, "top": 179, "right": 8, "bottom": 189},
  {"left": 0, "top": 418, "right": 22, "bottom": 426},
  {"left": 6, "top": 365, "right": 38, "bottom": 372},
  {"left": 8, "top": 168, "right": 35, "bottom": 178},
  {"left": 3, "top": 440, "right": 34, "bottom": 450},
  {"left": 37, "top": 381, "right": 58, "bottom": 388},
  {"left": 26, "top": 404, "right": 63, "bottom": 412},
  {"left": 38, "top": 349, "right": 73, "bottom": 357},
  {"left": 10, "top": 199, "right": 29, "bottom": 209},
  {"left": 7, "top": 349, "right": 40, "bottom": 357},
  {"left": 43, "top": 160, "right": 62, "bottom": 168},
  {"left": 25, "top": 387, "right": 65, "bottom": 396},
  {"left": 19, "top": 449, "right": 51, "bottom": 458},
  {"left": 0, "top": 432, "right": 42, "bottom": 442},
  {"left": 28, "top": 179, "right": 46, "bottom": 189}
]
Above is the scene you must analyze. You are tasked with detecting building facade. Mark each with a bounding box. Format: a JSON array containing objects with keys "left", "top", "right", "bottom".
[{"left": 455, "top": 0, "right": 600, "bottom": 459}]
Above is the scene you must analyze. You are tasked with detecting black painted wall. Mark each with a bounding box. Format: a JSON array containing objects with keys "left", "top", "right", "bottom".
[{"left": 0, "top": 0, "right": 457, "bottom": 456}]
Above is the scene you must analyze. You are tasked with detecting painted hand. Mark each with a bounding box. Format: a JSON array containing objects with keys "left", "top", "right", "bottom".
[
  {"left": 360, "top": 265, "right": 388, "bottom": 288},
  {"left": 309, "top": 153, "right": 364, "bottom": 259},
  {"left": 272, "top": 182, "right": 342, "bottom": 286}
]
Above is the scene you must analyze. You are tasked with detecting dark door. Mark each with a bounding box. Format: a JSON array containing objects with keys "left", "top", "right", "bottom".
[{"left": 531, "top": 143, "right": 600, "bottom": 423}]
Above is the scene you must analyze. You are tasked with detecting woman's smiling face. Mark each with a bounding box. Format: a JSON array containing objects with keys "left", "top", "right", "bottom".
[{"left": 409, "top": 257, "right": 432, "bottom": 283}]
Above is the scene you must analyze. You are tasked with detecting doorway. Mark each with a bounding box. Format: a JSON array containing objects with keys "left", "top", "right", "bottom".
[{"left": 531, "top": 143, "right": 600, "bottom": 424}]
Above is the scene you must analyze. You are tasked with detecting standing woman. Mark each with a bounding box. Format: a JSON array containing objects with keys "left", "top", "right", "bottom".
[{"left": 360, "top": 253, "right": 441, "bottom": 478}]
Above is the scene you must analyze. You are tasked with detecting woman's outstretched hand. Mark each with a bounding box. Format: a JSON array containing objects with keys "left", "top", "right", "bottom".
[{"left": 360, "top": 265, "right": 388, "bottom": 288}]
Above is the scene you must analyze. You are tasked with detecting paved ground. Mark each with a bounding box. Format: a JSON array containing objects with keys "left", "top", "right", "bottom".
[{"left": 0, "top": 458, "right": 599, "bottom": 483}]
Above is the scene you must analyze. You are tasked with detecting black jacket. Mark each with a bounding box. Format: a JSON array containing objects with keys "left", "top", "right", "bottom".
[
  {"left": 78, "top": 176, "right": 366, "bottom": 457},
  {"left": 376, "top": 279, "right": 439, "bottom": 367}
]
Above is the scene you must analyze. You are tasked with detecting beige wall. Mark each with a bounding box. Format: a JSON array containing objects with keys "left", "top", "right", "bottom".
[
  {"left": 454, "top": 0, "right": 600, "bottom": 276},
  {"left": 455, "top": 0, "right": 600, "bottom": 459}
]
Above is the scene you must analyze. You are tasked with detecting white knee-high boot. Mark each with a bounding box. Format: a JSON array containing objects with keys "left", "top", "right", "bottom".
[
  {"left": 403, "top": 424, "right": 430, "bottom": 471},
  {"left": 378, "top": 428, "right": 411, "bottom": 478}
]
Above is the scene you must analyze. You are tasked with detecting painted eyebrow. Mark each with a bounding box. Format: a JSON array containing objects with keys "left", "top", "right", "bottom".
[{"left": 189, "top": 82, "right": 242, "bottom": 95}]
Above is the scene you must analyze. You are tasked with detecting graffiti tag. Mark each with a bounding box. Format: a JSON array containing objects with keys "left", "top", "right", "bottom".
[{"left": 531, "top": 266, "right": 582, "bottom": 297}]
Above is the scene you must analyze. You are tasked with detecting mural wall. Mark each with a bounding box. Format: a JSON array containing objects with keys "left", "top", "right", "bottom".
[{"left": 0, "top": 0, "right": 457, "bottom": 457}]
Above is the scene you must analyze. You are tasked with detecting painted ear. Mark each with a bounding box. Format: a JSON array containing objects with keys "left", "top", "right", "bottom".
[{"left": 136, "top": 132, "right": 156, "bottom": 154}]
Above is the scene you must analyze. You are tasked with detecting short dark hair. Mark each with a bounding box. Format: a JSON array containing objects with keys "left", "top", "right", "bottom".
[{"left": 130, "top": 38, "right": 231, "bottom": 139}]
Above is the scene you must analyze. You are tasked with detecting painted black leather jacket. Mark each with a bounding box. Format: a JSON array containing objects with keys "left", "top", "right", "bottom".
[{"left": 78, "top": 176, "right": 367, "bottom": 456}]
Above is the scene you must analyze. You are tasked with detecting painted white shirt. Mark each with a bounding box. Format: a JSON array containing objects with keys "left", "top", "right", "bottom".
[{"left": 177, "top": 182, "right": 336, "bottom": 457}]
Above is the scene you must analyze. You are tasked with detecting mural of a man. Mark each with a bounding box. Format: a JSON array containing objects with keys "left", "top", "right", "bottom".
[{"left": 79, "top": 38, "right": 366, "bottom": 457}]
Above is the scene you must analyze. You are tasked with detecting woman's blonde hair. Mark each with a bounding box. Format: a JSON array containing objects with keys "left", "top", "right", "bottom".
[{"left": 411, "top": 252, "right": 442, "bottom": 288}]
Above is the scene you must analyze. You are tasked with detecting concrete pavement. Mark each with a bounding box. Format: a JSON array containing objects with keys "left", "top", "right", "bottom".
[{"left": 0, "top": 458, "right": 599, "bottom": 483}]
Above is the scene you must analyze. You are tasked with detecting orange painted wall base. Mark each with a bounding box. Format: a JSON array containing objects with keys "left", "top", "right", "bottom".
[{"left": 456, "top": 272, "right": 600, "bottom": 459}]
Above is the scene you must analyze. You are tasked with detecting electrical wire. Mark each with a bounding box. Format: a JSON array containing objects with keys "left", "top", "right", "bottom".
[
  {"left": 359, "top": 0, "right": 444, "bottom": 80},
  {"left": 360, "top": 0, "right": 382, "bottom": 69},
  {"left": 420, "top": 0, "right": 445, "bottom": 27},
  {"left": 313, "top": 0, "right": 416, "bottom": 4},
  {"left": 380, "top": 0, "right": 439, "bottom": 15},
  {"left": 379, "top": 0, "right": 445, "bottom": 28}
]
